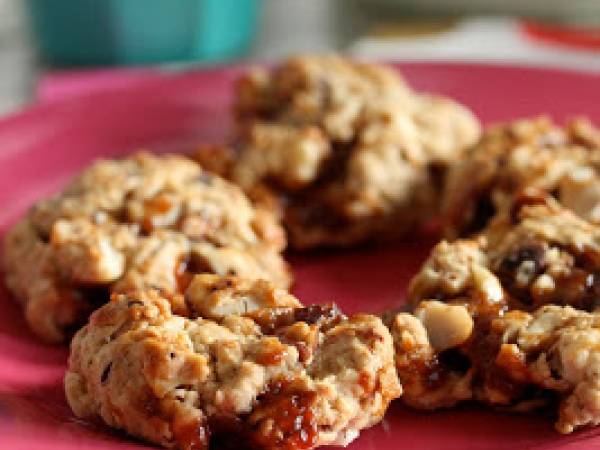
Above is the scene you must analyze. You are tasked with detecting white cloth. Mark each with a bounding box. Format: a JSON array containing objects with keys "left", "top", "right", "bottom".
[{"left": 350, "top": 17, "right": 600, "bottom": 73}]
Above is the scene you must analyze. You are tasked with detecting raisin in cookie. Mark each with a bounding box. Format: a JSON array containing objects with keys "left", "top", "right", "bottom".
[
  {"left": 442, "top": 116, "right": 600, "bottom": 238},
  {"left": 65, "top": 274, "right": 401, "bottom": 450},
  {"left": 197, "top": 55, "right": 481, "bottom": 249},
  {"left": 3, "top": 153, "right": 290, "bottom": 343}
]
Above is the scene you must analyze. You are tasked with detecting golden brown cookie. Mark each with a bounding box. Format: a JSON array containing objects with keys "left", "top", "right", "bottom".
[
  {"left": 387, "top": 193, "right": 600, "bottom": 433},
  {"left": 442, "top": 116, "right": 600, "bottom": 238},
  {"left": 390, "top": 303, "right": 600, "bottom": 434},
  {"left": 3, "top": 153, "right": 290, "bottom": 342},
  {"left": 65, "top": 274, "right": 401, "bottom": 450},
  {"left": 196, "top": 55, "right": 481, "bottom": 249}
]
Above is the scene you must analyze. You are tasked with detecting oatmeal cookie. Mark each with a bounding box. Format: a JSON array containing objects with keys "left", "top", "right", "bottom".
[
  {"left": 391, "top": 303, "right": 600, "bottom": 434},
  {"left": 484, "top": 190, "right": 600, "bottom": 312},
  {"left": 65, "top": 274, "right": 401, "bottom": 450},
  {"left": 197, "top": 55, "right": 481, "bottom": 249},
  {"left": 389, "top": 193, "right": 600, "bottom": 418},
  {"left": 494, "top": 304, "right": 600, "bottom": 434},
  {"left": 442, "top": 116, "right": 600, "bottom": 238},
  {"left": 3, "top": 153, "right": 290, "bottom": 343},
  {"left": 410, "top": 192, "right": 600, "bottom": 313}
]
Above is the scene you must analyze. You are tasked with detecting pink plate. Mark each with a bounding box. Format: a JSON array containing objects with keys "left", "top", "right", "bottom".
[{"left": 1, "top": 63, "right": 600, "bottom": 450}]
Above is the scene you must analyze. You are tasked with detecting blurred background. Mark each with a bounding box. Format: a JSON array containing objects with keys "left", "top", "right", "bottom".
[{"left": 1, "top": 0, "right": 599, "bottom": 116}]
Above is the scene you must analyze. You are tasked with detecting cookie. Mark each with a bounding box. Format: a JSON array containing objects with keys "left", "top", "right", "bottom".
[
  {"left": 387, "top": 193, "right": 600, "bottom": 431},
  {"left": 196, "top": 55, "right": 481, "bottom": 249},
  {"left": 495, "top": 304, "right": 600, "bottom": 434},
  {"left": 442, "top": 116, "right": 600, "bottom": 238},
  {"left": 65, "top": 274, "right": 401, "bottom": 450},
  {"left": 411, "top": 191, "right": 600, "bottom": 313},
  {"left": 485, "top": 190, "right": 600, "bottom": 312},
  {"left": 3, "top": 153, "right": 290, "bottom": 342},
  {"left": 391, "top": 303, "right": 600, "bottom": 434}
]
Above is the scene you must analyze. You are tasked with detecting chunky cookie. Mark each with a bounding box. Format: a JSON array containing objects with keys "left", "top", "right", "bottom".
[
  {"left": 387, "top": 193, "right": 600, "bottom": 432},
  {"left": 411, "top": 192, "right": 600, "bottom": 313},
  {"left": 391, "top": 303, "right": 600, "bottom": 434},
  {"left": 3, "top": 153, "right": 290, "bottom": 343},
  {"left": 442, "top": 116, "right": 600, "bottom": 238},
  {"left": 197, "top": 55, "right": 481, "bottom": 249},
  {"left": 65, "top": 274, "right": 401, "bottom": 450},
  {"left": 496, "top": 305, "right": 600, "bottom": 434}
]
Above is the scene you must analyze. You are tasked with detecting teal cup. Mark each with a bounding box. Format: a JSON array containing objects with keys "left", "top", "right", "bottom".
[{"left": 28, "top": 0, "right": 260, "bottom": 66}]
